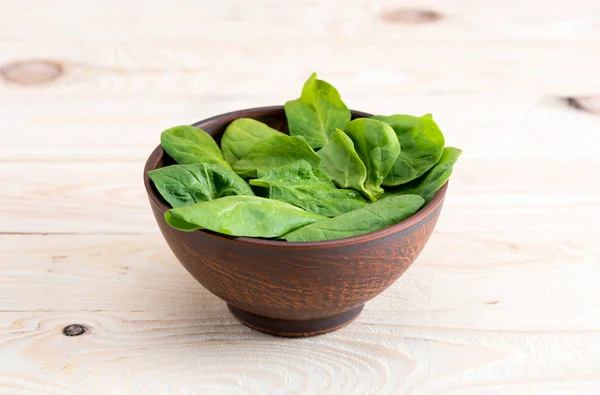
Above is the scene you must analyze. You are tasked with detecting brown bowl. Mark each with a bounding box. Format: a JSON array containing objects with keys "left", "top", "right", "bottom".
[{"left": 143, "top": 106, "right": 447, "bottom": 337}]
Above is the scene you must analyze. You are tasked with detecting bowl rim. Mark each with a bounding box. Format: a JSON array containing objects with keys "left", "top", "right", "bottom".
[{"left": 143, "top": 105, "right": 448, "bottom": 249}]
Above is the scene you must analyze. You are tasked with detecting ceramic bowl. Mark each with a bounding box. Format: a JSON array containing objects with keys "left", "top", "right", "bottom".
[{"left": 143, "top": 106, "right": 447, "bottom": 337}]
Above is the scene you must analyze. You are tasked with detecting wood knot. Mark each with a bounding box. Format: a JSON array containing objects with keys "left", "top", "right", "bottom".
[
  {"left": 62, "top": 324, "right": 88, "bottom": 337},
  {"left": 1, "top": 60, "right": 64, "bottom": 85},
  {"left": 562, "top": 96, "right": 600, "bottom": 114},
  {"left": 380, "top": 8, "right": 442, "bottom": 24}
]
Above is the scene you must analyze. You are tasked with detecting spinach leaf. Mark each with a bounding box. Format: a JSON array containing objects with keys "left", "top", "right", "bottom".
[
  {"left": 221, "top": 118, "right": 283, "bottom": 165},
  {"left": 284, "top": 72, "right": 351, "bottom": 149},
  {"left": 283, "top": 194, "right": 425, "bottom": 242},
  {"left": 148, "top": 163, "right": 254, "bottom": 208},
  {"left": 372, "top": 114, "right": 445, "bottom": 186},
  {"left": 161, "top": 125, "right": 225, "bottom": 165},
  {"left": 317, "top": 128, "right": 369, "bottom": 195},
  {"left": 165, "top": 195, "right": 327, "bottom": 237},
  {"left": 249, "top": 160, "right": 366, "bottom": 217},
  {"left": 164, "top": 214, "right": 201, "bottom": 232},
  {"left": 343, "top": 118, "right": 400, "bottom": 201},
  {"left": 231, "top": 134, "right": 321, "bottom": 178},
  {"left": 383, "top": 147, "right": 462, "bottom": 203}
]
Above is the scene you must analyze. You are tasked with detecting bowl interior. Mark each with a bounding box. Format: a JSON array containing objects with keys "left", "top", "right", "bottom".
[
  {"left": 149, "top": 105, "right": 374, "bottom": 208},
  {"left": 144, "top": 106, "right": 448, "bottom": 248}
]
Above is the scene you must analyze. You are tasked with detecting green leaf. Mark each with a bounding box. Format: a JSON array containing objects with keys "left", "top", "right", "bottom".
[
  {"left": 283, "top": 194, "right": 425, "bottom": 242},
  {"left": 165, "top": 196, "right": 327, "bottom": 237},
  {"left": 317, "top": 128, "right": 369, "bottom": 195},
  {"left": 231, "top": 134, "right": 321, "bottom": 178},
  {"left": 372, "top": 113, "right": 445, "bottom": 186},
  {"left": 148, "top": 163, "right": 254, "bottom": 208},
  {"left": 161, "top": 125, "right": 225, "bottom": 165},
  {"left": 221, "top": 118, "right": 283, "bottom": 165},
  {"left": 250, "top": 160, "right": 367, "bottom": 217},
  {"left": 284, "top": 72, "right": 351, "bottom": 149},
  {"left": 164, "top": 212, "right": 200, "bottom": 231},
  {"left": 343, "top": 118, "right": 400, "bottom": 201},
  {"left": 383, "top": 147, "right": 462, "bottom": 203}
]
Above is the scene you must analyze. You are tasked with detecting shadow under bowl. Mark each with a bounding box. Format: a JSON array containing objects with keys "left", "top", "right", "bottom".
[{"left": 143, "top": 106, "right": 447, "bottom": 337}]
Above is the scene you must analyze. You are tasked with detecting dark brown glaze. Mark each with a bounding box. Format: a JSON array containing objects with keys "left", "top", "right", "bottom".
[
  {"left": 228, "top": 304, "right": 364, "bottom": 337},
  {"left": 143, "top": 106, "right": 448, "bottom": 337}
]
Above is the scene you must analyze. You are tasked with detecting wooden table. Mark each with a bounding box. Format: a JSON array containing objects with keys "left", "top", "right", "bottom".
[{"left": 1, "top": 1, "right": 599, "bottom": 393}]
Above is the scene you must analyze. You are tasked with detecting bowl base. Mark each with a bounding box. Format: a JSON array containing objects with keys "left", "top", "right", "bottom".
[{"left": 227, "top": 304, "right": 364, "bottom": 337}]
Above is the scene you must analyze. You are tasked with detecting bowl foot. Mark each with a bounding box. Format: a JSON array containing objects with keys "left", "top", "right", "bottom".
[{"left": 227, "top": 304, "right": 364, "bottom": 338}]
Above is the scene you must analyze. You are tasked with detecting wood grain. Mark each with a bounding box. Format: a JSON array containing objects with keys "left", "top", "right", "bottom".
[
  {"left": 1, "top": 0, "right": 599, "bottom": 392},
  {"left": 1, "top": 41, "right": 599, "bottom": 96},
  {"left": 2, "top": 94, "right": 600, "bottom": 161},
  {"left": 1, "top": 233, "right": 599, "bottom": 325},
  {"left": 1, "top": 159, "right": 599, "bottom": 234},
  {"left": 0, "top": 233, "right": 599, "bottom": 394}
]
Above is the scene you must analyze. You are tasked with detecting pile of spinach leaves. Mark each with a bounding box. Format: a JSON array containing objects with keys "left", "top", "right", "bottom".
[{"left": 149, "top": 73, "right": 461, "bottom": 242}]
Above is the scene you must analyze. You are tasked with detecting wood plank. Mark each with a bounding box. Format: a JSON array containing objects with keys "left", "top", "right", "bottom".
[
  {"left": 2, "top": 94, "right": 599, "bottom": 161},
  {"left": 0, "top": 42, "right": 599, "bottom": 97},
  {"left": 1, "top": 0, "right": 600, "bottom": 99},
  {"left": 0, "top": 159, "right": 595, "bottom": 233},
  {"left": 0, "top": 162, "right": 152, "bottom": 234},
  {"left": 0, "top": 309, "right": 598, "bottom": 395},
  {"left": 1, "top": 0, "right": 599, "bottom": 392},
  {"left": 1, "top": 0, "right": 599, "bottom": 43},
  {"left": 0, "top": 232, "right": 599, "bottom": 394},
  {"left": 1, "top": 158, "right": 599, "bottom": 233},
  {"left": 1, "top": 232, "right": 598, "bottom": 327}
]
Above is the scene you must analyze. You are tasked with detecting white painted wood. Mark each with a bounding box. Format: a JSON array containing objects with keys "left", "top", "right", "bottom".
[{"left": 1, "top": 0, "right": 599, "bottom": 393}]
